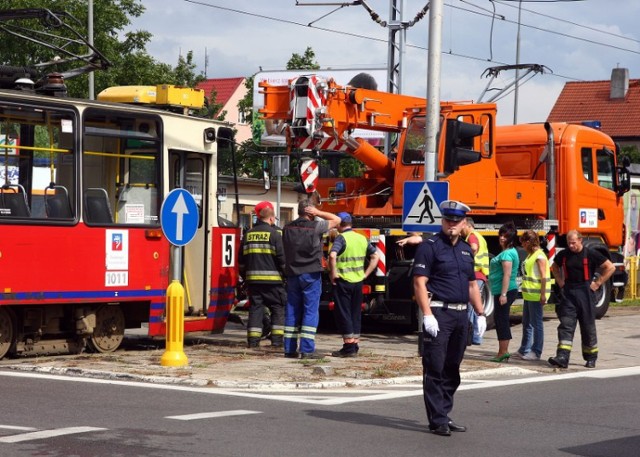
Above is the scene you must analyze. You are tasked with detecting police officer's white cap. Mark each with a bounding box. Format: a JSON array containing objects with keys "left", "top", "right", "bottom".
[{"left": 439, "top": 200, "right": 470, "bottom": 221}]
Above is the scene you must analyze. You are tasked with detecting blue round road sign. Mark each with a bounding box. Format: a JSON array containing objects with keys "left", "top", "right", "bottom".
[{"left": 161, "top": 189, "right": 199, "bottom": 246}]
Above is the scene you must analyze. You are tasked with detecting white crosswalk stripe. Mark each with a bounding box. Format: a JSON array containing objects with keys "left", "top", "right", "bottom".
[{"left": 0, "top": 426, "right": 106, "bottom": 444}]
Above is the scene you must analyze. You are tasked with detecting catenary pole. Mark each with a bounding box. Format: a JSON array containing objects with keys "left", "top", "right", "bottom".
[{"left": 424, "top": 0, "right": 442, "bottom": 182}]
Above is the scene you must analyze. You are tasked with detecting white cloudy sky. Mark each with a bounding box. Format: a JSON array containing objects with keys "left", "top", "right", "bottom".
[{"left": 129, "top": 0, "right": 640, "bottom": 125}]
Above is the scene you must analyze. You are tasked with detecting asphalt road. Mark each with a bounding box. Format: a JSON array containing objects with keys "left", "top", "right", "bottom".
[{"left": 0, "top": 367, "right": 638, "bottom": 457}]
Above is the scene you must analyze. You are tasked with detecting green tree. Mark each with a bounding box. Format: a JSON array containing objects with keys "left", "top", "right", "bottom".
[
  {"left": 620, "top": 145, "right": 640, "bottom": 164},
  {"left": 0, "top": 1, "right": 202, "bottom": 97},
  {"left": 286, "top": 47, "right": 321, "bottom": 70}
]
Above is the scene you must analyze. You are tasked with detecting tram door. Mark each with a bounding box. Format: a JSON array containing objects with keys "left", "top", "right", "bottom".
[{"left": 169, "top": 151, "right": 209, "bottom": 315}]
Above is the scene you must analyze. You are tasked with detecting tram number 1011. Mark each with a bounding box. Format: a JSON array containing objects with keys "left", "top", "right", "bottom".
[{"left": 105, "top": 271, "right": 129, "bottom": 287}]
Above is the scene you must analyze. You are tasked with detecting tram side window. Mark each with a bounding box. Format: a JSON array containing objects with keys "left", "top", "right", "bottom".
[
  {"left": 82, "top": 109, "right": 161, "bottom": 226},
  {"left": 0, "top": 103, "right": 76, "bottom": 220}
]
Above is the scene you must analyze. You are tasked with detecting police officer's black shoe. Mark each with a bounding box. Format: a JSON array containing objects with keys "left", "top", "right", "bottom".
[
  {"left": 548, "top": 356, "right": 568, "bottom": 368},
  {"left": 429, "top": 424, "right": 451, "bottom": 436},
  {"left": 448, "top": 421, "right": 467, "bottom": 432},
  {"left": 584, "top": 360, "right": 596, "bottom": 369},
  {"left": 284, "top": 352, "right": 299, "bottom": 359}
]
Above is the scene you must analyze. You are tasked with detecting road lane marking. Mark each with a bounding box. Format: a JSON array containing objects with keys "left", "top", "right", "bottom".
[
  {"left": 0, "top": 425, "right": 37, "bottom": 431},
  {"left": 0, "top": 426, "right": 106, "bottom": 443},
  {"left": 165, "top": 410, "right": 261, "bottom": 420}
]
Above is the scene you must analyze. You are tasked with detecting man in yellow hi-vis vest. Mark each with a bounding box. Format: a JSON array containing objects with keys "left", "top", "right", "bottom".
[
  {"left": 328, "top": 212, "right": 379, "bottom": 357},
  {"left": 461, "top": 217, "right": 489, "bottom": 345}
]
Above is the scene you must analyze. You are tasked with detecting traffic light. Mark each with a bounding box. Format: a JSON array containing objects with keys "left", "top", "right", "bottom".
[{"left": 443, "top": 119, "right": 483, "bottom": 173}]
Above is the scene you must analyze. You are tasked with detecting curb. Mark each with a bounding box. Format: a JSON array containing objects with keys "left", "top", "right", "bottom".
[{"left": 3, "top": 364, "right": 538, "bottom": 390}]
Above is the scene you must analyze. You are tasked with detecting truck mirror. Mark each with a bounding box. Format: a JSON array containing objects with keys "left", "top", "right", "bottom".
[
  {"left": 263, "top": 159, "right": 271, "bottom": 190},
  {"left": 217, "top": 126, "right": 235, "bottom": 149},
  {"left": 443, "top": 119, "right": 482, "bottom": 173},
  {"left": 616, "top": 166, "right": 631, "bottom": 196}
]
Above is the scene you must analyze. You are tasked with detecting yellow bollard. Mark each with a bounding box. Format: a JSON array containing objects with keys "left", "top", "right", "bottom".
[
  {"left": 161, "top": 279, "right": 189, "bottom": 367},
  {"left": 632, "top": 256, "right": 638, "bottom": 300}
]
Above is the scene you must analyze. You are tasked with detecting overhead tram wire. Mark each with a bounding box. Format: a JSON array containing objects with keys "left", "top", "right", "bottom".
[
  {"left": 447, "top": 1, "right": 640, "bottom": 56},
  {"left": 180, "top": 0, "right": 628, "bottom": 84},
  {"left": 494, "top": 0, "right": 640, "bottom": 46}
]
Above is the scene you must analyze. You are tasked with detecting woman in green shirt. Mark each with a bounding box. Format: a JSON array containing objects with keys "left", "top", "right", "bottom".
[{"left": 488, "top": 222, "right": 519, "bottom": 362}]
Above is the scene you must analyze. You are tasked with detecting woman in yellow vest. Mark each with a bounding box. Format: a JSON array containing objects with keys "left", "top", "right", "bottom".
[{"left": 516, "top": 230, "right": 551, "bottom": 361}]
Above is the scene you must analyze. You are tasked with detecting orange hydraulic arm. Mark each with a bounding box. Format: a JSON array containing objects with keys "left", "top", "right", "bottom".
[{"left": 259, "top": 75, "right": 425, "bottom": 184}]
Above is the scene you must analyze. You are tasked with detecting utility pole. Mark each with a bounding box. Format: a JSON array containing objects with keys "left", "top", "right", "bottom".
[
  {"left": 204, "top": 47, "right": 209, "bottom": 79},
  {"left": 88, "top": 0, "right": 94, "bottom": 100},
  {"left": 514, "top": 0, "right": 523, "bottom": 124},
  {"left": 424, "top": 0, "right": 442, "bottom": 182},
  {"left": 386, "top": 0, "right": 405, "bottom": 94}
]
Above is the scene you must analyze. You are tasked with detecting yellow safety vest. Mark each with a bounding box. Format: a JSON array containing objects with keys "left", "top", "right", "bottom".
[
  {"left": 521, "top": 248, "right": 551, "bottom": 301},
  {"left": 466, "top": 230, "right": 489, "bottom": 276},
  {"left": 336, "top": 230, "right": 369, "bottom": 283}
]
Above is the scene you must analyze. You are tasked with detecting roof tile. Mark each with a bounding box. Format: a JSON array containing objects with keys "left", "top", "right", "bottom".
[
  {"left": 547, "top": 79, "right": 640, "bottom": 138},
  {"left": 196, "top": 77, "right": 245, "bottom": 106}
]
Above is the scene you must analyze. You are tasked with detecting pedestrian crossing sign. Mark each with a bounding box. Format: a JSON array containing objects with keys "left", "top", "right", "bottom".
[{"left": 402, "top": 181, "right": 449, "bottom": 233}]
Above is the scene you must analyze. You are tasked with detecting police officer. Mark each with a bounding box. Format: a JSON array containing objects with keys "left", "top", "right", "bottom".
[
  {"left": 240, "top": 201, "right": 286, "bottom": 348},
  {"left": 413, "top": 200, "right": 486, "bottom": 437},
  {"left": 328, "top": 212, "right": 379, "bottom": 357},
  {"left": 548, "top": 230, "right": 615, "bottom": 369}
]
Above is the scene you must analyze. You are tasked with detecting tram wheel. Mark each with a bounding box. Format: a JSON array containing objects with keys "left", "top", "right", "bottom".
[
  {"left": 87, "top": 304, "right": 125, "bottom": 353},
  {"left": 0, "top": 307, "right": 16, "bottom": 360}
]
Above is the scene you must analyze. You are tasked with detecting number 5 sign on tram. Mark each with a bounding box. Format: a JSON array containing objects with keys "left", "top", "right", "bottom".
[{"left": 161, "top": 189, "right": 199, "bottom": 246}]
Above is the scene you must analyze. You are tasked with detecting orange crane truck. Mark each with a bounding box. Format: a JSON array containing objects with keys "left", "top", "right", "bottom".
[{"left": 258, "top": 75, "right": 630, "bottom": 328}]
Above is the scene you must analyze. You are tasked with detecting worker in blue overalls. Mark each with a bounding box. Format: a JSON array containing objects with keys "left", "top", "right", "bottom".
[{"left": 413, "top": 200, "right": 486, "bottom": 437}]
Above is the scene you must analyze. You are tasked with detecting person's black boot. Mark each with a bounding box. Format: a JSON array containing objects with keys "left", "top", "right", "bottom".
[
  {"left": 548, "top": 356, "right": 568, "bottom": 368},
  {"left": 247, "top": 338, "right": 260, "bottom": 348},
  {"left": 331, "top": 343, "right": 357, "bottom": 358}
]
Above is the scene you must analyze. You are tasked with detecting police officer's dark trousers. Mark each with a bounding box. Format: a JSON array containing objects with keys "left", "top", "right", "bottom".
[
  {"left": 248, "top": 284, "right": 286, "bottom": 343},
  {"left": 555, "top": 282, "right": 598, "bottom": 363},
  {"left": 422, "top": 307, "right": 469, "bottom": 429}
]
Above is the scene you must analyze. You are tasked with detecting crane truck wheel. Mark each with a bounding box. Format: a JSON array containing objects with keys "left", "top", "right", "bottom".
[
  {"left": 593, "top": 280, "right": 611, "bottom": 320},
  {"left": 582, "top": 240, "right": 612, "bottom": 320},
  {"left": 481, "top": 282, "right": 495, "bottom": 330}
]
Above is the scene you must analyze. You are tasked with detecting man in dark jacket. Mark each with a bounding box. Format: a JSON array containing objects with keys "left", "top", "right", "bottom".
[{"left": 240, "top": 201, "right": 286, "bottom": 348}]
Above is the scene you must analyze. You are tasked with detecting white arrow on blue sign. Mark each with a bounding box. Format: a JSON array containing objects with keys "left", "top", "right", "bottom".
[
  {"left": 402, "top": 181, "right": 449, "bottom": 233},
  {"left": 161, "top": 189, "right": 199, "bottom": 246}
]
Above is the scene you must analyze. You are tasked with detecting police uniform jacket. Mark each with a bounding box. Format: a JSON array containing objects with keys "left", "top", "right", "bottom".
[
  {"left": 240, "top": 220, "right": 285, "bottom": 284},
  {"left": 412, "top": 232, "right": 475, "bottom": 303}
]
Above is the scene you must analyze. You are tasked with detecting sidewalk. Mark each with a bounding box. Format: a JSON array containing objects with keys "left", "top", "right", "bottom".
[{"left": 1, "top": 307, "right": 639, "bottom": 389}]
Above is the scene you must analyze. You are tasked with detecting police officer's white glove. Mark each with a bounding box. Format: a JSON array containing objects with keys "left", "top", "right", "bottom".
[
  {"left": 476, "top": 315, "right": 487, "bottom": 338},
  {"left": 423, "top": 314, "right": 439, "bottom": 337}
]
